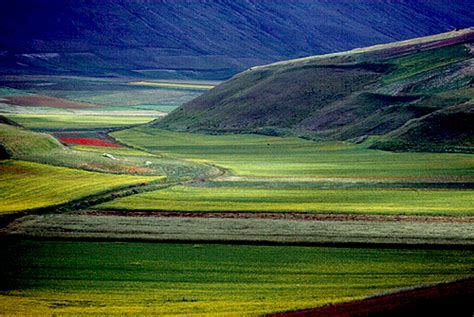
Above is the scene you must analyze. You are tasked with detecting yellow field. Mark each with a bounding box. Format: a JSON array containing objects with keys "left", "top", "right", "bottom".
[
  {"left": 129, "top": 81, "right": 216, "bottom": 89},
  {"left": 0, "top": 160, "right": 164, "bottom": 214}
]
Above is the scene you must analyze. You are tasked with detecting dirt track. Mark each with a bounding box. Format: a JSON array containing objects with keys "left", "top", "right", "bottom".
[{"left": 85, "top": 210, "right": 474, "bottom": 223}]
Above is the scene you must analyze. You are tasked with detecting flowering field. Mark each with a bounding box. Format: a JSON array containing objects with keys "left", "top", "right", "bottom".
[{"left": 58, "top": 137, "right": 123, "bottom": 148}]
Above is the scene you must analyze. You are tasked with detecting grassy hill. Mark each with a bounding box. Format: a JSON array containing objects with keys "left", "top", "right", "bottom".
[
  {"left": 1, "top": 1, "right": 473, "bottom": 79},
  {"left": 0, "top": 122, "right": 216, "bottom": 179},
  {"left": 156, "top": 29, "right": 474, "bottom": 152}
]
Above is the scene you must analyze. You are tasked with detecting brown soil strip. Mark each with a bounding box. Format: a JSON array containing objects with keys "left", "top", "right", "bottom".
[
  {"left": 268, "top": 277, "right": 474, "bottom": 317},
  {"left": 85, "top": 210, "right": 474, "bottom": 223},
  {"left": 4, "top": 96, "right": 101, "bottom": 109}
]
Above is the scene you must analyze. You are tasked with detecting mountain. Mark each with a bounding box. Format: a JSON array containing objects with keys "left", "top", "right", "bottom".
[
  {"left": 1, "top": 0, "right": 473, "bottom": 79},
  {"left": 156, "top": 29, "right": 474, "bottom": 153}
]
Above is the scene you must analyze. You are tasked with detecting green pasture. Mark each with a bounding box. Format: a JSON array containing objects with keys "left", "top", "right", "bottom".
[
  {"left": 0, "top": 160, "right": 163, "bottom": 214},
  {"left": 112, "top": 128, "right": 474, "bottom": 178},
  {"left": 4, "top": 114, "right": 156, "bottom": 129},
  {"left": 0, "top": 123, "right": 215, "bottom": 178},
  {"left": 0, "top": 241, "right": 472, "bottom": 316},
  {"left": 98, "top": 185, "right": 474, "bottom": 216}
]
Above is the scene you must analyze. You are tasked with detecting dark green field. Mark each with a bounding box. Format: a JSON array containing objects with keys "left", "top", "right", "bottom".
[{"left": 1, "top": 241, "right": 472, "bottom": 316}]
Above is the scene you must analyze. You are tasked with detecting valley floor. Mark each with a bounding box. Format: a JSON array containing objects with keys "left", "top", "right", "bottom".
[{"left": 0, "top": 75, "right": 473, "bottom": 316}]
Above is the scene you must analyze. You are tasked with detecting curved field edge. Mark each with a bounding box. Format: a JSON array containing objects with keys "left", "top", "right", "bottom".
[
  {"left": 268, "top": 277, "right": 474, "bottom": 317},
  {"left": 110, "top": 127, "right": 474, "bottom": 178},
  {"left": 0, "top": 240, "right": 472, "bottom": 316},
  {"left": 0, "top": 160, "right": 164, "bottom": 216}
]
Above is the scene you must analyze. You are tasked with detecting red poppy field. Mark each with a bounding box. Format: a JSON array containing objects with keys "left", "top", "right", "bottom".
[{"left": 58, "top": 137, "right": 123, "bottom": 148}]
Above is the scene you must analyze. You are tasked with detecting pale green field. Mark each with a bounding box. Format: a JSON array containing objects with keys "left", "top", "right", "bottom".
[
  {"left": 112, "top": 127, "right": 474, "bottom": 178},
  {"left": 0, "top": 241, "right": 472, "bottom": 316},
  {"left": 70, "top": 145, "right": 156, "bottom": 157},
  {"left": 8, "top": 214, "right": 474, "bottom": 245},
  {"left": 4, "top": 114, "right": 156, "bottom": 129},
  {"left": 0, "top": 160, "right": 163, "bottom": 214},
  {"left": 129, "top": 81, "right": 216, "bottom": 89},
  {"left": 98, "top": 185, "right": 474, "bottom": 216}
]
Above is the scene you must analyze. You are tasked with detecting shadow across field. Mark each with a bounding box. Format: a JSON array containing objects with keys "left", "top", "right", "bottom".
[{"left": 269, "top": 277, "right": 474, "bottom": 317}]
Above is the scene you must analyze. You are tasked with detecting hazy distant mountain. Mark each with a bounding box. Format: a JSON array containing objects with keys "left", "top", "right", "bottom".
[
  {"left": 1, "top": 0, "right": 473, "bottom": 79},
  {"left": 156, "top": 29, "right": 474, "bottom": 153}
]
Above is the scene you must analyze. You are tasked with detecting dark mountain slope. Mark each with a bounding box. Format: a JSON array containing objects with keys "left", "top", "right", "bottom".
[
  {"left": 156, "top": 29, "right": 474, "bottom": 152},
  {"left": 371, "top": 103, "right": 474, "bottom": 153},
  {"left": 1, "top": 0, "right": 473, "bottom": 78}
]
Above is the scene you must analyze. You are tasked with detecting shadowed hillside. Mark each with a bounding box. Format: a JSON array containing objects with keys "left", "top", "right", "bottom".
[
  {"left": 1, "top": 0, "right": 473, "bottom": 79},
  {"left": 156, "top": 29, "right": 474, "bottom": 153}
]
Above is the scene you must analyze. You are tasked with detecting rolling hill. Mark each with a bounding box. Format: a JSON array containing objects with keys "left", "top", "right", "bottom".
[
  {"left": 156, "top": 28, "right": 474, "bottom": 153},
  {"left": 1, "top": 0, "right": 474, "bottom": 79}
]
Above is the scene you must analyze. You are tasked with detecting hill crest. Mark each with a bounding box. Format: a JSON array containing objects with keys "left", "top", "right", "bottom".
[{"left": 156, "top": 29, "right": 474, "bottom": 153}]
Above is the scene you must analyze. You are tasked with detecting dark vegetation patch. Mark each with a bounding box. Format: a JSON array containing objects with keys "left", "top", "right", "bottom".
[
  {"left": 371, "top": 103, "right": 474, "bottom": 153},
  {"left": 3, "top": 95, "right": 101, "bottom": 109},
  {"left": 0, "top": 144, "right": 11, "bottom": 159},
  {"left": 0, "top": 115, "right": 22, "bottom": 127}
]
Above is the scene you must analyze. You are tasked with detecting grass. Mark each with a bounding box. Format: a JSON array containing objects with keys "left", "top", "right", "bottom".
[
  {"left": 97, "top": 185, "right": 474, "bottom": 216},
  {"left": 382, "top": 44, "right": 472, "bottom": 83},
  {"left": 4, "top": 114, "right": 156, "bottom": 129},
  {"left": 0, "top": 160, "right": 163, "bottom": 214},
  {"left": 70, "top": 145, "right": 156, "bottom": 157},
  {"left": 129, "top": 81, "right": 216, "bottom": 89},
  {"left": 112, "top": 128, "right": 474, "bottom": 178},
  {"left": 0, "top": 241, "right": 472, "bottom": 316}
]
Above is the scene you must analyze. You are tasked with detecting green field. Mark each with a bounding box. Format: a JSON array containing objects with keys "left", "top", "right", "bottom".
[
  {"left": 98, "top": 185, "right": 474, "bottom": 216},
  {"left": 5, "top": 114, "right": 157, "bottom": 129},
  {"left": 112, "top": 128, "right": 474, "bottom": 178},
  {"left": 0, "top": 160, "right": 163, "bottom": 214},
  {"left": 0, "top": 241, "right": 472, "bottom": 316}
]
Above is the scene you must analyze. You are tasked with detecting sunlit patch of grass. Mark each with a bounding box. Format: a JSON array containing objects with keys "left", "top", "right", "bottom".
[
  {"left": 4, "top": 114, "right": 156, "bottom": 129},
  {"left": 97, "top": 185, "right": 474, "bottom": 216},
  {"left": 112, "top": 127, "right": 474, "bottom": 178},
  {"left": 0, "top": 160, "right": 163, "bottom": 214},
  {"left": 129, "top": 81, "right": 215, "bottom": 89}
]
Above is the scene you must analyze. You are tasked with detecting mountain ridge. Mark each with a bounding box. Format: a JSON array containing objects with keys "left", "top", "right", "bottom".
[{"left": 1, "top": 0, "right": 473, "bottom": 79}]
